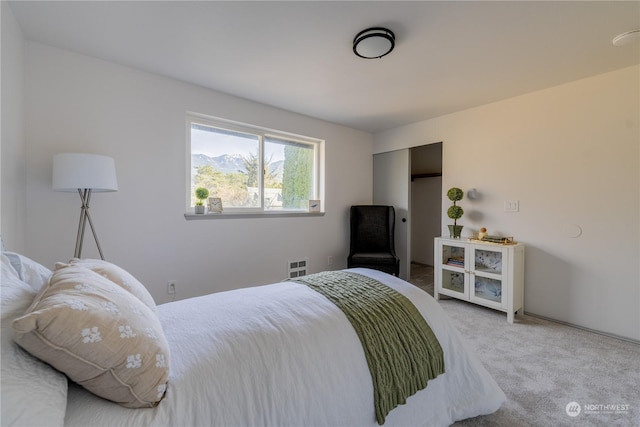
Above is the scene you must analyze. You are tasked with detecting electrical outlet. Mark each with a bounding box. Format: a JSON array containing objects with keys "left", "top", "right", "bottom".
[
  {"left": 327, "top": 256, "right": 333, "bottom": 266},
  {"left": 167, "top": 280, "right": 176, "bottom": 295}
]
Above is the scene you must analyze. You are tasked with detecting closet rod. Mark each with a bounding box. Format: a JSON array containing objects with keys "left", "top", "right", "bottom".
[{"left": 411, "top": 172, "right": 442, "bottom": 181}]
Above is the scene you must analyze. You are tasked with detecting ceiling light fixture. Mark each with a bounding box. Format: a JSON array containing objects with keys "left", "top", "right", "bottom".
[
  {"left": 612, "top": 30, "right": 640, "bottom": 46},
  {"left": 353, "top": 27, "right": 395, "bottom": 59}
]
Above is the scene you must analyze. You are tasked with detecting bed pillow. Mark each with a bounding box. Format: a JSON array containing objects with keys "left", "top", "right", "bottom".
[
  {"left": 12, "top": 263, "right": 170, "bottom": 408},
  {"left": 3, "top": 250, "right": 52, "bottom": 292},
  {"left": 69, "top": 258, "right": 157, "bottom": 313},
  {"left": 1, "top": 254, "right": 68, "bottom": 427}
]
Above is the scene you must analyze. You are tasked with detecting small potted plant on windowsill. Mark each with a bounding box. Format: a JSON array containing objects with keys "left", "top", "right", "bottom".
[
  {"left": 194, "top": 187, "right": 210, "bottom": 214},
  {"left": 447, "top": 187, "right": 464, "bottom": 238}
]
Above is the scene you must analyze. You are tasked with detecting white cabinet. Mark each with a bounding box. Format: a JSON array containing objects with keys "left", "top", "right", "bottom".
[{"left": 434, "top": 237, "right": 525, "bottom": 323}]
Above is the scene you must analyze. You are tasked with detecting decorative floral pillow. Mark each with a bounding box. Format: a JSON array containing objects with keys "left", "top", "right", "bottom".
[
  {"left": 69, "top": 258, "right": 157, "bottom": 313},
  {"left": 12, "top": 263, "right": 169, "bottom": 408}
]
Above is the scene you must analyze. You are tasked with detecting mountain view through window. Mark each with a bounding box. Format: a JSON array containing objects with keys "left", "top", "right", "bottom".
[{"left": 189, "top": 119, "right": 319, "bottom": 211}]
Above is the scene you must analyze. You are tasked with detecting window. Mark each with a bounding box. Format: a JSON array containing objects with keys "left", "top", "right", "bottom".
[{"left": 187, "top": 115, "right": 323, "bottom": 213}]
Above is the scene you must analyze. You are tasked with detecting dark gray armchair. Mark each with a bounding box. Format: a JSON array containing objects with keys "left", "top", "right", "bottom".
[{"left": 347, "top": 205, "right": 400, "bottom": 276}]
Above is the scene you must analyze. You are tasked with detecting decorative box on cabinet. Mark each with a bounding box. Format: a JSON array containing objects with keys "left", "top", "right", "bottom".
[{"left": 434, "top": 237, "right": 525, "bottom": 323}]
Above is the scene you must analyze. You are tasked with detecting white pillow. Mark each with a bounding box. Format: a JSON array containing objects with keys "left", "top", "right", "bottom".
[
  {"left": 1, "top": 254, "right": 68, "bottom": 427},
  {"left": 3, "top": 251, "right": 52, "bottom": 292}
]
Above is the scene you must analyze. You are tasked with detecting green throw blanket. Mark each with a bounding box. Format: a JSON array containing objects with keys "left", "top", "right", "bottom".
[{"left": 290, "top": 271, "right": 445, "bottom": 424}]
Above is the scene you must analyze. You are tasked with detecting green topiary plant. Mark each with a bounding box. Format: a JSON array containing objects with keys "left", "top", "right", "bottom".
[
  {"left": 195, "top": 187, "right": 210, "bottom": 206},
  {"left": 447, "top": 205, "right": 464, "bottom": 224},
  {"left": 446, "top": 187, "right": 464, "bottom": 238}
]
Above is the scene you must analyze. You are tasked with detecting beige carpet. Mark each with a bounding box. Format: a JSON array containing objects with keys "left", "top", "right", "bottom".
[
  {"left": 409, "top": 262, "right": 434, "bottom": 295},
  {"left": 408, "top": 263, "right": 640, "bottom": 427}
]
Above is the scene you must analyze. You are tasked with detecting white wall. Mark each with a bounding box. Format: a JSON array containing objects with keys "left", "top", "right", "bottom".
[
  {"left": 1, "top": 2, "right": 26, "bottom": 252},
  {"left": 22, "top": 42, "right": 373, "bottom": 303},
  {"left": 374, "top": 66, "right": 640, "bottom": 341}
]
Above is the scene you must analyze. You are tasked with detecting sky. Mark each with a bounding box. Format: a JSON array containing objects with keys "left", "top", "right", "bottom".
[{"left": 191, "top": 127, "right": 284, "bottom": 160}]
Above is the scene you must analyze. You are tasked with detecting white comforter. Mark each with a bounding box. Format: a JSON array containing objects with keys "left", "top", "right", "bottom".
[{"left": 65, "top": 269, "right": 505, "bottom": 426}]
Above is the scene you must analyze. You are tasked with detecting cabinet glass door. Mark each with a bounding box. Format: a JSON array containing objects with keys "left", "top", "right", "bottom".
[
  {"left": 441, "top": 270, "right": 466, "bottom": 295},
  {"left": 472, "top": 276, "right": 503, "bottom": 304},
  {"left": 473, "top": 247, "right": 504, "bottom": 275},
  {"left": 470, "top": 247, "right": 506, "bottom": 309},
  {"left": 442, "top": 243, "right": 466, "bottom": 269},
  {"left": 439, "top": 241, "right": 468, "bottom": 298}
]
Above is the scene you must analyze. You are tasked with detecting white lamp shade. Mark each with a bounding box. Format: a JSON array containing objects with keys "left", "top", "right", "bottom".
[{"left": 53, "top": 153, "right": 118, "bottom": 192}]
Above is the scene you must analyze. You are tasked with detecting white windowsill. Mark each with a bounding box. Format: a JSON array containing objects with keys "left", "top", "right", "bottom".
[{"left": 184, "top": 211, "right": 325, "bottom": 220}]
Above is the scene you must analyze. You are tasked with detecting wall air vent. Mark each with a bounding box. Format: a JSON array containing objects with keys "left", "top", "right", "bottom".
[{"left": 288, "top": 259, "right": 308, "bottom": 278}]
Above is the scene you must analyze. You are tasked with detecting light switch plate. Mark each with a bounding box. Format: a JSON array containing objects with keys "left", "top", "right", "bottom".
[{"left": 504, "top": 200, "right": 519, "bottom": 212}]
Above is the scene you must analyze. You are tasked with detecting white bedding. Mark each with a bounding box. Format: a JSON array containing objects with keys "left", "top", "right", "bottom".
[{"left": 64, "top": 268, "right": 505, "bottom": 427}]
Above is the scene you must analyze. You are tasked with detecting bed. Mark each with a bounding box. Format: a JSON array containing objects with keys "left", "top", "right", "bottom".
[{"left": 1, "top": 250, "right": 505, "bottom": 427}]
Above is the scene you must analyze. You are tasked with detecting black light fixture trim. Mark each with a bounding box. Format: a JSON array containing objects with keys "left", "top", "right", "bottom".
[
  {"left": 353, "top": 27, "right": 395, "bottom": 59},
  {"left": 612, "top": 30, "right": 640, "bottom": 46}
]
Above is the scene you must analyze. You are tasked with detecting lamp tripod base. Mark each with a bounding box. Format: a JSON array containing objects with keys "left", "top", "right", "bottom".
[{"left": 75, "top": 188, "right": 105, "bottom": 260}]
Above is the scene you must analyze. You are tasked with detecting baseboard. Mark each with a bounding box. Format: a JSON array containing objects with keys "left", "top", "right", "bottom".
[{"left": 524, "top": 311, "right": 640, "bottom": 345}]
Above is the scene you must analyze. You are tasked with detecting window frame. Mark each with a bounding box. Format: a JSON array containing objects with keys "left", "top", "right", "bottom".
[{"left": 186, "top": 113, "right": 324, "bottom": 217}]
